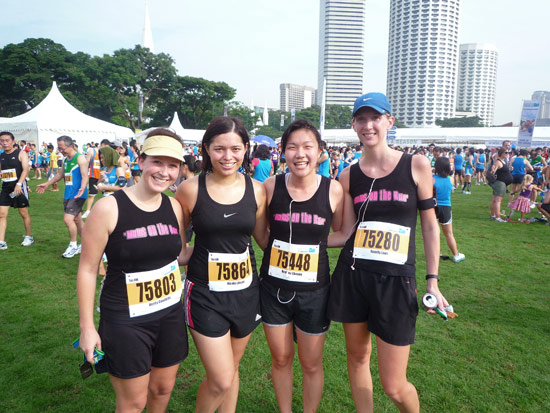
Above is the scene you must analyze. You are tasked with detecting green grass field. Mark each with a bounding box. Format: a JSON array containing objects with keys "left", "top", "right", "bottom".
[{"left": 1, "top": 180, "right": 549, "bottom": 412}]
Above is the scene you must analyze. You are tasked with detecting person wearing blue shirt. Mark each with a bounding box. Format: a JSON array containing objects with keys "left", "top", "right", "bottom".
[
  {"left": 317, "top": 141, "right": 330, "bottom": 177},
  {"left": 475, "top": 149, "right": 486, "bottom": 185},
  {"left": 453, "top": 148, "right": 464, "bottom": 189},
  {"left": 433, "top": 157, "right": 465, "bottom": 263},
  {"left": 37, "top": 136, "right": 89, "bottom": 258},
  {"left": 251, "top": 144, "right": 273, "bottom": 183}
]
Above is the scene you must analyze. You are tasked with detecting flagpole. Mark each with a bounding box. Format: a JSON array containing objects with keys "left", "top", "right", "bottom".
[{"left": 320, "top": 77, "right": 326, "bottom": 139}]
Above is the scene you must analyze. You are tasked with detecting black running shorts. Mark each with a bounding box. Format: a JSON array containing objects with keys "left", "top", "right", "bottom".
[
  {"left": 98, "top": 304, "right": 188, "bottom": 379},
  {"left": 88, "top": 177, "right": 99, "bottom": 195},
  {"left": 260, "top": 280, "right": 330, "bottom": 335},
  {"left": 436, "top": 205, "right": 453, "bottom": 225},
  {"left": 0, "top": 189, "right": 29, "bottom": 208},
  {"left": 328, "top": 261, "right": 418, "bottom": 346},
  {"left": 183, "top": 279, "right": 261, "bottom": 338}
]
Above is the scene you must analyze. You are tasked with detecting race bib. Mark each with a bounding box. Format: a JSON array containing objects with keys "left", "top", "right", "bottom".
[
  {"left": 125, "top": 260, "right": 182, "bottom": 318},
  {"left": 1, "top": 168, "right": 17, "bottom": 182},
  {"left": 353, "top": 221, "right": 410, "bottom": 265},
  {"left": 64, "top": 173, "right": 73, "bottom": 185},
  {"left": 208, "top": 249, "right": 253, "bottom": 292},
  {"left": 268, "top": 239, "right": 319, "bottom": 283},
  {"left": 93, "top": 159, "right": 101, "bottom": 169}
]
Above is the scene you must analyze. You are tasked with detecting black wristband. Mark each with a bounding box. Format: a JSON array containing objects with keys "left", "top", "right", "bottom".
[{"left": 426, "top": 274, "right": 440, "bottom": 281}]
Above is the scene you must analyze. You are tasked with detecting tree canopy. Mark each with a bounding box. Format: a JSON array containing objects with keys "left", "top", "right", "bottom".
[
  {"left": 435, "top": 116, "right": 484, "bottom": 128},
  {"left": 1, "top": 38, "right": 359, "bottom": 133},
  {"left": 0, "top": 38, "right": 235, "bottom": 130}
]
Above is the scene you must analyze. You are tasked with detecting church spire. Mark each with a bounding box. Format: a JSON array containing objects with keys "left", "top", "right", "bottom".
[{"left": 142, "top": 1, "right": 155, "bottom": 53}]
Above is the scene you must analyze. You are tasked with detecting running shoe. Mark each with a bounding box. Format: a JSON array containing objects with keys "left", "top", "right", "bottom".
[
  {"left": 21, "top": 236, "right": 34, "bottom": 247},
  {"left": 452, "top": 253, "right": 465, "bottom": 263},
  {"left": 0, "top": 241, "right": 7, "bottom": 250},
  {"left": 495, "top": 217, "right": 507, "bottom": 223},
  {"left": 530, "top": 203, "right": 536, "bottom": 209},
  {"left": 76, "top": 244, "right": 82, "bottom": 255},
  {"left": 81, "top": 210, "right": 91, "bottom": 219},
  {"left": 62, "top": 245, "right": 79, "bottom": 258}
]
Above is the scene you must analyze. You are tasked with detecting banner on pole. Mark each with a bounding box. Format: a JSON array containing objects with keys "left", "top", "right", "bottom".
[{"left": 517, "top": 100, "right": 540, "bottom": 148}]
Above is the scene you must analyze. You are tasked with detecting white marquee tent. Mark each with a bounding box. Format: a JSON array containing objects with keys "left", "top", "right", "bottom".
[
  {"left": 0, "top": 82, "right": 134, "bottom": 149},
  {"left": 322, "top": 126, "right": 550, "bottom": 147},
  {"left": 134, "top": 112, "right": 204, "bottom": 145}
]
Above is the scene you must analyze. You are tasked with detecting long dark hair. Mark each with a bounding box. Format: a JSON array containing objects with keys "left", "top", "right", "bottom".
[{"left": 201, "top": 117, "right": 251, "bottom": 173}]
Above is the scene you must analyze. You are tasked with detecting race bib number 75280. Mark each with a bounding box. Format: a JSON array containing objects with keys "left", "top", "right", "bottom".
[{"left": 353, "top": 221, "right": 410, "bottom": 265}]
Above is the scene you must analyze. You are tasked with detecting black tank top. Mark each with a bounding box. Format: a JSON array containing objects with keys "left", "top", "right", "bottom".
[
  {"left": 496, "top": 161, "right": 513, "bottom": 185},
  {"left": 340, "top": 153, "right": 418, "bottom": 277},
  {"left": 260, "top": 174, "right": 332, "bottom": 290},
  {"left": 187, "top": 173, "right": 258, "bottom": 288},
  {"left": 0, "top": 149, "right": 23, "bottom": 191},
  {"left": 100, "top": 190, "right": 183, "bottom": 323}
]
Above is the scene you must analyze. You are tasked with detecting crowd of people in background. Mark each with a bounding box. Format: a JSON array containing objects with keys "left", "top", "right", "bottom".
[{"left": 2, "top": 89, "right": 550, "bottom": 412}]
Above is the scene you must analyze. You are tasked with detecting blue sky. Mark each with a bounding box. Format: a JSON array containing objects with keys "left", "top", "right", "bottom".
[{"left": 1, "top": 0, "right": 549, "bottom": 125}]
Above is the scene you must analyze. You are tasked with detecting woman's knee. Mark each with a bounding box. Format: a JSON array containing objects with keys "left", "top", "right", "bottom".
[
  {"left": 148, "top": 381, "right": 175, "bottom": 398},
  {"left": 272, "top": 351, "right": 294, "bottom": 370},
  {"left": 380, "top": 376, "right": 409, "bottom": 401},
  {"left": 207, "top": 370, "right": 235, "bottom": 395},
  {"left": 117, "top": 394, "right": 147, "bottom": 412},
  {"left": 300, "top": 358, "right": 323, "bottom": 376},
  {"left": 346, "top": 343, "right": 372, "bottom": 367}
]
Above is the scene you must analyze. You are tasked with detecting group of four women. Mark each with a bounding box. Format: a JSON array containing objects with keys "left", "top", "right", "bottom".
[{"left": 77, "top": 91, "right": 449, "bottom": 413}]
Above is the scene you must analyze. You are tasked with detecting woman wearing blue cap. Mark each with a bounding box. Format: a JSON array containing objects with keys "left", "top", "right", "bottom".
[{"left": 328, "top": 92, "right": 449, "bottom": 412}]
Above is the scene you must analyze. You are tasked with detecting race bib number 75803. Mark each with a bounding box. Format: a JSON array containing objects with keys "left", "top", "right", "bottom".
[{"left": 125, "top": 260, "right": 182, "bottom": 318}]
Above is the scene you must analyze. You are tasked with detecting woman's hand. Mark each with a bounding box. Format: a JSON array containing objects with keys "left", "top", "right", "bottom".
[
  {"left": 425, "top": 279, "right": 449, "bottom": 315},
  {"left": 79, "top": 327, "right": 102, "bottom": 364}
]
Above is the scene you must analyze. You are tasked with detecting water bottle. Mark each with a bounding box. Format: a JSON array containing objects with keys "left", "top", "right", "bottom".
[{"left": 9, "top": 192, "right": 16, "bottom": 198}]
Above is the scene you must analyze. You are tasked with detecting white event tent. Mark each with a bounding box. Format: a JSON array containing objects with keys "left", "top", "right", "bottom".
[
  {"left": 134, "top": 112, "right": 204, "bottom": 145},
  {"left": 0, "top": 82, "right": 133, "bottom": 149}
]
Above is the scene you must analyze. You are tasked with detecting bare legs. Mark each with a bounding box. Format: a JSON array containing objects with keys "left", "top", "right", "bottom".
[
  {"left": 109, "top": 364, "right": 180, "bottom": 413},
  {"left": 343, "top": 323, "right": 419, "bottom": 413},
  {"left": 0, "top": 206, "right": 32, "bottom": 242},
  {"left": 191, "top": 330, "right": 251, "bottom": 413},
  {"left": 440, "top": 222, "right": 458, "bottom": 256},
  {"left": 64, "top": 212, "right": 83, "bottom": 243},
  {"left": 490, "top": 195, "right": 503, "bottom": 218},
  {"left": 263, "top": 323, "right": 326, "bottom": 412}
]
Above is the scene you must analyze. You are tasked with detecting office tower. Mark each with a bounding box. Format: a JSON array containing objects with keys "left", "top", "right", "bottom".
[
  {"left": 317, "top": 0, "right": 366, "bottom": 107},
  {"left": 532, "top": 91, "right": 550, "bottom": 126},
  {"left": 280, "top": 84, "right": 316, "bottom": 112},
  {"left": 387, "top": 0, "right": 461, "bottom": 127},
  {"left": 456, "top": 43, "right": 498, "bottom": 126}
]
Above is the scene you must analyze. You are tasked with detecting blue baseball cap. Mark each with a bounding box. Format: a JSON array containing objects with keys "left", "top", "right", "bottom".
[{"left": 353, "top": 92, "right": 391, "bottom": 116}]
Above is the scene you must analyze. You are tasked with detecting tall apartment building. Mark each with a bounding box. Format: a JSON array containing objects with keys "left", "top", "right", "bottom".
[
  {"left": 456, "top": 43, "right": 498, "bottom": 126},
  {"left": 532, "top": 91, "right": 550, "bottom": 126},
  {"left": 280, "top": 84, "right": 316, "bottom": 112},
  {"left": 317, "top": 0, "right": 366, "bottom": 107},
  {"left": 387, "top": 0, "right": 461, "bottom": 127}
]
